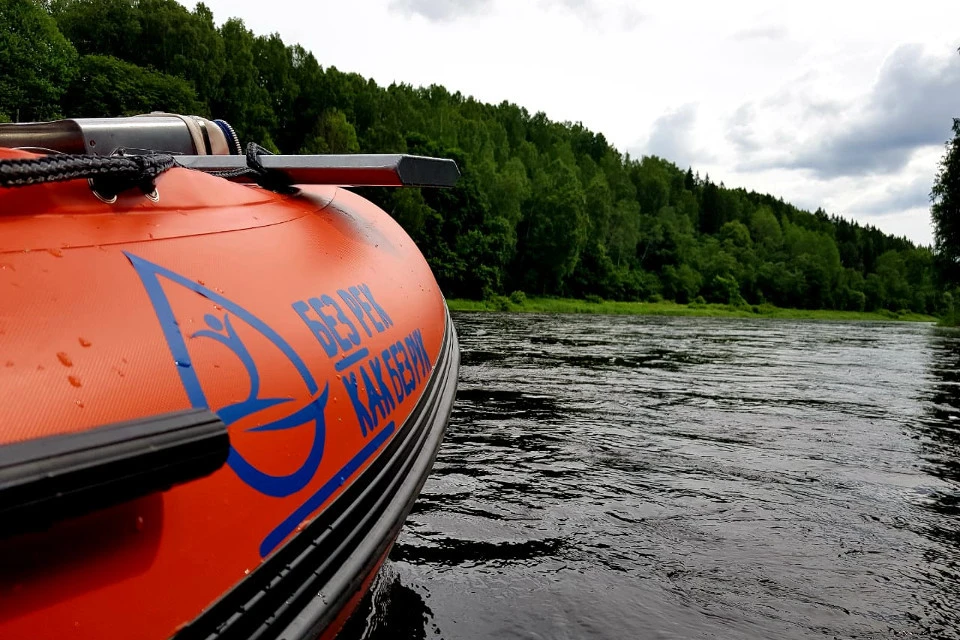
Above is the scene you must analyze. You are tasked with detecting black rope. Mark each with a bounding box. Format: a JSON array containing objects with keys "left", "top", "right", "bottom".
[
  {"left": 0, "top": 153, "right": 175, "bottom": 197},
  {"left": 0, "top": 143, "right": 294, "bottom": 195},
  {"left": 245, "top": 142, "right": 294, "bottom": 193},
  {"left": 202, "top": 143, "right": 295, "bottom": 193}
]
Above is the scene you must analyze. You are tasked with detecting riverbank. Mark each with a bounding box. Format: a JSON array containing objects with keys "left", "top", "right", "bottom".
[{"left": 446, "top": 297, "right": 938, "bottom": 322}]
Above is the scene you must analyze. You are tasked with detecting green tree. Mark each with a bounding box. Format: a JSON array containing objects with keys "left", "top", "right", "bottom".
[
  {"left": 0, "top": 0, "right": 77, "bottom": 121},
  {"left": 63, "top": 54, "right": 202, "bottom": 117},
  {"left": 932, "top": 118, "right": 960, "bottom": 284},
  {"left": 51, "top": 0, "right": 140, "bottom": 60},
  {"left": 134, "top": 0, "right": 224, "bottom": 110},
  {"left": 212, "top": 18, "right": 275, "bottom": 145},
  {"left": 518, "top": 159, "right": 588, "bottom": 293},
  {"left": 749, "top": 206, "right": 782, "bottom": 255},
  {"left": 300, "top": 109, "right": 360, "bottom": 154}
]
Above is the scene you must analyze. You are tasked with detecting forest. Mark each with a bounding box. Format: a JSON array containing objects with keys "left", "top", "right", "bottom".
[{"left": 2, "top": 0, "right": 958, "bottom": 315}]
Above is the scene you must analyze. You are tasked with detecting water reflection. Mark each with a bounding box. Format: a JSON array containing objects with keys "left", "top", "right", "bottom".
[
  {"left": 920, "top": 330, "right": 960, "bottom": 483},
  {"left": 911, "top": 329, "right": 960, "bottom": 638},
  {"left": 337, "top": 566, "right": 439, "bottom": 640}
]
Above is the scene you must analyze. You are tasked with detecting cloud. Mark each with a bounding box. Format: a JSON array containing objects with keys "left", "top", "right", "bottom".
[
  {"left": 748, "top": 44, "right": 960, "bottom": 178},
  {"left": 727, "top": 104, "right": 760, "bottom": 152},
  {"left": 631, "top": 103, "right": 711, "bottom": 169},
  {"left": 616, "top": 4, "right": 646, "bottom": 30},
  {"left": 539, "top": 0, "right": 646, "bottom": 31},
  {"left": 388, "top": 0, "right": 493, "bottom": 22},
  {"left": 850, "top": 174, "right": 934, "bottom": 215},
  {"left": 732, "top": 25, "right": 787, "bottom": 41}
]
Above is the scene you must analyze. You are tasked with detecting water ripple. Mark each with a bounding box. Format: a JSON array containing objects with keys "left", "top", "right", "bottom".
[{"left": 341, "top": 314, "right": 960, "bottom": 640}]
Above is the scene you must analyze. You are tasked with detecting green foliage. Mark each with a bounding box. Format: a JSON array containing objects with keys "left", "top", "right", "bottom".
[
  {"left": 0, "top": 0, "right": 951, "bottom": 317},
  {"left": 63, "top": 54, "right": 202, "bottom": 116},
  {"left": 939, "top": 291, "right": 959, "bottom": 326},
  {"left": 750, "top": 206, "right": 782, "bottom": 254},
  {"left": 0, "top": 0, "right": 77, "bottom": 121},
  {"left": 300, "top": 109, "right": 359, "bottom": 154},
  {"left": 51, "top": 0, "right": 141, "bottom": 60},
  {"left": 447, "top": 296, "right": 936, "bottom": 322},
  {"left": 932, "top": 118, "right": 960, "bottom": 285}
]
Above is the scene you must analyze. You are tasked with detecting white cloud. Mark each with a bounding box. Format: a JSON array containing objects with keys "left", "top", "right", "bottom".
[
  {"left": 388, "top": 0, "right": 492, "bottom": 22},
  {"left": 535, "top": 0, "right": 646, "bottom": 31},
  {"left": 630, "top": 103, "right": 712, "bottom": 170},
  {"left": 731, "top": 25, "right": 787, "bottom": 41},
  {"left": 849, "top": 174, "right": 934, "bottom": 216},
  {"left": 759, "top": 45, "right": 960, "bottom": 177}
]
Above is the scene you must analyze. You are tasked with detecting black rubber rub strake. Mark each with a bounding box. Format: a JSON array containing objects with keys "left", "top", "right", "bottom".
[{"left": 0, "top": 408, "right": 229, "bottom": 537}]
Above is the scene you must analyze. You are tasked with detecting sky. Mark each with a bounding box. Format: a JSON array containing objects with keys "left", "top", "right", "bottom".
[{"left": 181, "top": 0, "right": 960, "bottom": 246}]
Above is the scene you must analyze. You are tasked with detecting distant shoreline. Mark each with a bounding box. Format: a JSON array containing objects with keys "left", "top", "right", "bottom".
[{"left": 446, "top": 297, "right": 938, "bottom": 323}]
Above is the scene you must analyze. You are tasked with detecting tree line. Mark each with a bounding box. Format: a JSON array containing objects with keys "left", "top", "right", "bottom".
[{"left": 2, "top": 0, "right": 958, "bottom": 314}]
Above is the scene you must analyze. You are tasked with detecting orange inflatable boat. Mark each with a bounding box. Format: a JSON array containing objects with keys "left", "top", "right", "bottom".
[{"left": 0, "top": 114, "right": 460, "bottom": 640}]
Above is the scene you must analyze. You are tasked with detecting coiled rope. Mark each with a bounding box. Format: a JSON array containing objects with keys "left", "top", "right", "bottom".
[
  {"left": 0, "top": 153, "right": 175, "bottom": 198},
  {"left": 0, "top": 143, "right": 294, "bottom": 197}
]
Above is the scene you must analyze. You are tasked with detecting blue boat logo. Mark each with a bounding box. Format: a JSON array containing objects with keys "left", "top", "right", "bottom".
[{"left": 124, "top": 252, "right": 328, "bottom": 499}]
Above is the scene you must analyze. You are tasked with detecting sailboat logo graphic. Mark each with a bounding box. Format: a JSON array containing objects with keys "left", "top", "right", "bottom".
[{"left": 124, "top": 252, "right": 329, "bottom": 499}]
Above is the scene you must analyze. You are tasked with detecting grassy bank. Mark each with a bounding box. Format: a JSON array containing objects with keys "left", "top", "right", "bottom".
[{"left": 446, "top": 297, "right": 938, "bottom": 323}]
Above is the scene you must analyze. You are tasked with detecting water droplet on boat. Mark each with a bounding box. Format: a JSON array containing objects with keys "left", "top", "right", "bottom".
[
  {"left": 176, "top": 359, "right": 192, "bottom": 368},
  {"left": 244, "top": 569, "right": 250, "bottom": 575},
  {"left": 148, "top": 233, "right": 154, "bottom": 239},
  {"left": 75, "top": 400, "right": 84, "bottom": 408},
  {"left": 36, "top": 364, "right": 44, "bottom": 371},
  {"left": 213, "top": 304, "right": 222, "bottom": 311},
  {"left": 135, "top": 516, "right": 144, "bottom": 532},
  {"left": 57, "top": 352, "right": 73, "bottom": 367},
  {"left": 197, "top": 279, "right": 205, "bottom": 286},
  {"left": 0, "top": 263, "right": 15, "bottom": 271},
  {"left": 68, "top": 375, "right": 81, "bottom": 387},
  {"left": 46, "top": 248, "right": 63, "bottom": 258},
  {"left": 79, "top": 337, "right": 92, "bottom": 347},
  {"left": 121, "top": 358, "right": 128, "bottom": 364},
  {"left": 4, "top": 361, "right": 13, "bottom": 368}
]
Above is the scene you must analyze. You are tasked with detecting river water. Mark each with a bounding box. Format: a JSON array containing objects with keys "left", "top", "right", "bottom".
[{"left": 340, "top": 313, "right": 960, "bottom": 640}]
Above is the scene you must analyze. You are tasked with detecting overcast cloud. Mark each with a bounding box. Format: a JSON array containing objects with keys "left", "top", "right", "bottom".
[
  {"left": 767, "top": 45, "right": 960, "bottom": 178},
  {"left": 732, "top": 25, "right": 788, "bottom": 42},
  {"left": 631, "top": 103, "right": 711, "bottom": 170},
  {"left": 388, "top": 0, "right": 492, "bottom": 22},
  {"left": 181, "top": 0, "right": 960, "bottom": 246}
]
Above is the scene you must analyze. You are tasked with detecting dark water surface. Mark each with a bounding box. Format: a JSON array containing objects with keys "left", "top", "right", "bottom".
[{"left": 341, "top": 313, "right": 960, "bottom": 639}]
